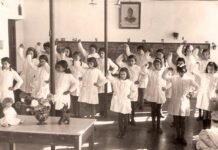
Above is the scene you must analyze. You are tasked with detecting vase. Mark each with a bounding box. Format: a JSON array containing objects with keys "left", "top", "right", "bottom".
[{"left": 34, "top": 106, "right": 50, "bottom": 125}]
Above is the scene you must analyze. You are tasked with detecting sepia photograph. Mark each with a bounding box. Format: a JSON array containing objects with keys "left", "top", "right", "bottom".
[{"left": 0, "top": 0, "right": 218, "bottom": 150}]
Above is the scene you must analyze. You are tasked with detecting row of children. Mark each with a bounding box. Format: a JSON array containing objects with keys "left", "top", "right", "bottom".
[{"left": 1, "top": 41, "right": 218, "bottom": 145}]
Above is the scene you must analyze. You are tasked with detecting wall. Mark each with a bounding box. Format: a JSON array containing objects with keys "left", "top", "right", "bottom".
[
  {"left": 0, "top": 12, "right": 9, "bottom": 60},
  {"left": 22, "top": 0, "right": 218, "bottom": 47}
]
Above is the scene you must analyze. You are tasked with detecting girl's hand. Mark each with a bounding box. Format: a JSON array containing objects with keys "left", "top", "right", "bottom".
[
  {"left": 215, "top": 89, "right": 218, "bottom": 94},
  {"left": 162, "top": 87, "right": 166, "bottom": 91},
  {"left": 135, "top": 81, "right": 139, "bottom": 85},
  {"left": 8, "top": 87, "right": 14, "bottom": 91},
  {"left": 127, "top": 95, "right": 131, "bottom": 99},
  {"left": 63, "top": 91, "right": 70, "bottom": 95},
  {"left": 45, "top": 80, "right": 49, "bottom": 84},
  {"left": 36, "top": 42, "right": 41, "bottom": 46},
  {"left": 94, "top": 83, "right": 100, "bottom": 88},
  {"left": 19, "top": 44, "right": 24, "bottom": 48},
  {"left": 79, "top": 77, "right": 83, "bottom": 81}
]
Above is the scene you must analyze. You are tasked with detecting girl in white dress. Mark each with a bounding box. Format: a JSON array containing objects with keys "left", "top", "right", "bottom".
[
  {"left": 54, "top": 60, "right": 79, "bottom": 116},
  {"left": 56, "top": 46, "right": 73, "bottom": 66},
  {"left": 98, "top": 48, "right": 118, "bottom": 117},
  {"left": 162, "top": 64, "right": 199, "bottom": 145},
  {"left": 70, "top": 52, "right": 88, "bottom": 117},
  {"left": 142, "top": 58, "right": 166, "bottom": 134},
  {"left": 117, "top": 54, "right": 141, "bottom": 125},
  {"left": 194, "top": 62, "right": 218, "bottom": 129},
  {"left": 107, "top": 67, "right": 136, "bottom": 138},
  {"left": 18, "top": 45, "right": 39, "bottom": 94},
  {"left": 31, "top": 55, "right": 50, "bottom": 100},
  {"left": 78, "top": 57, "right": 107, "bottom": 118},
  {"left": 0, "top": 98, "right": 23, "bottom": 127},
  {"left": 0, "top": 57, "right": 23, "bottom": 103}
]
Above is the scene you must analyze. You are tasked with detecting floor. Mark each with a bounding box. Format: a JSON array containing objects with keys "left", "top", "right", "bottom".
[{"left": 0, "top": 99, "right": 201, "bottom": 150}]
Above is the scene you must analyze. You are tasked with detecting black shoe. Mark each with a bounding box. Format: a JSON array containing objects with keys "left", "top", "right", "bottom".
[
  {"left": 180, "top": 138, "right": 187, "bottom": 146},
  {"left": 156, "top": 128, "right": 163, "bottom": 134},
  {"left": 147, "top": 127, "right": 155, "bottom": 133},
  {"left": 129, "top": 120, "right": 136, "bottom": 126},
  {"left": 173, "top": 137, "right": 180, "bottom": 145}
]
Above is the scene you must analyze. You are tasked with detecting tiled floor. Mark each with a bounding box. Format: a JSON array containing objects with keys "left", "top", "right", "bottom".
[{"left": 0, "top": 100, "right": 201, "bottom": 150}]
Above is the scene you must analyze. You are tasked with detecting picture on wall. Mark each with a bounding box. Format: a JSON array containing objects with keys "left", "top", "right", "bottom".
[{"left": 119, "top": 2, "right": 141, "bottom": 29}]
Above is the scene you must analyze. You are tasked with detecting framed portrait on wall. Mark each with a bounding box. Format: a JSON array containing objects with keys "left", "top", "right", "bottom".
[{"left": 119, "top": 2, "right": 141, "bottom": 29}]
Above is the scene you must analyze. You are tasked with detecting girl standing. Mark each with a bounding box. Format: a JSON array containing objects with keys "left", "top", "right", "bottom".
[
  {"left": 195, "top": 62, "right": 218, "bottom": 129},
  {"left": 78, "top": 57, "right": 107, "bottom": 118},
  {"left": 117, "top": 54, "right": 141, "bottom": 126},
  {"left": 143, "top": 58, "right": 166, "bottom": 134},
  {"left": 107, "top": 68, "right": 136, "bottom": 139},
  {"left": 98, "top": 48, "right": 118, "bottom": 117},
  {"left": 70, "top": 52, "right": 88, "bottom": 117},
  {"left": 54, "top": 60, "right": 78, "bottom": 116},
  {"left": 18, "top": 45, "right": 39, "bottom": 94},
  {"left": 162, "top": 64, "right": 199, "bottom": 145},
  {"left": 31, "top": 55, "right": 50, "bottom": 100}
]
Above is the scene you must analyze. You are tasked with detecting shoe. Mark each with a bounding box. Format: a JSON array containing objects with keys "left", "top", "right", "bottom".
[
  {"left": 156, "top": 128, "right": 163, "bottom": 134},
  {"left": 180, "top": 138, "right": 187, "bottom": 146},
  {"left": 147, "top": 127, "right": 155, "bottom": 133},
  {"left": 173, "top": 137, "right": 180, "bottom": 145},
  {"left": 130, "top": 120, "right": 136, "bottom": 126},
  {"left": 160, "top": 114, "right": 164, "bottom": 118}
]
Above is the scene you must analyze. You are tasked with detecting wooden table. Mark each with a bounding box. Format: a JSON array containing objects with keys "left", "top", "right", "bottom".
[{"left": 0, "top": 115, "right": 95, "bottom": 150}]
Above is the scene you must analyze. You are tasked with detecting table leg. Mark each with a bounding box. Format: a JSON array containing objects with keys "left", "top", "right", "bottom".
[
  {"left": 9, "top": 143, "right": 15, "bottom": 150},
  {"left": 51, "top": 145, "right": 55, "bottom": 150},
  {"left": 75, "top": 136, "right": 82, "bottom": 150},
  {"left": 89, "top": 132, "right": 94, "bottom": 150}
]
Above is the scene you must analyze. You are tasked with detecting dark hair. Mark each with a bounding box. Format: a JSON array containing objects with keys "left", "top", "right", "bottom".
[
  {"left": 1, "top": 57, "right": 11, "bottom": 64},
  {"left": 72, "top": 51, "right": 82, "bottom": 66},
  {"left": 39, "top": 55, "right": 49, "bottom": 63},
  {"left": 137, "top": 45, "right": 144, "bottom": 52},
  {"left": 98, "top": 48, "right": 105, "bottom": 53},
  {"left": 119, "top": 67, "right": 130, "bottom": 80},
  {"left": 177, "top": 64, "right": 187, "bottom": 73},
  {"left": 176, "top": 57, "right": 186, "bottom": 65},
  {"left": 156, "top": 49, "right": 164, "bottom": 55},
  {"left": 153, "top": 58, "right": 163, "bottom": 66},
  {"left": 65, "top": 46, "right": 73, "bottom": 58},
  {"left": 202, "top": 48, "right": 210, "bottom": 54},
  {"left": 26, "top": 47, "right": 38, "bottom": 59},
  {"left": 87, "top": 57, "right": 98, "bottom": 68},
  {"left": 128, "top": 54, "right": 137, "bottom": 62},
  {"left": 168, "top": 67, "right": 174, "bottom": 72},
  {"left": 205, "top": 62, "right": 218, "bottom": 73},
  {"left": 1, "top": 57, "right": 11, "bottom": 70},
  {"left": 55, "top": 60, "right": 71, "bottom": 73},
  {"left": 184, "top": 45, "right": 192, "bottom": 55},
  {"left": 43, "top": 42, "right": 50, "bottom": 49},
  {"left": 89, "top": 44, "right": 97, "bottom": 50},
  {"left": 2, "top": 97, "right": 13, "bottom": 108}
]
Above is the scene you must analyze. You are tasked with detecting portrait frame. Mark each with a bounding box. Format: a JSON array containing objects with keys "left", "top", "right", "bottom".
[{"left": 119, "top": 2, "right": 141, "bottom": 29}]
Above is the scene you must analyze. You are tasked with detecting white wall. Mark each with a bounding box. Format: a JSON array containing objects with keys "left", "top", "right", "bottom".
[
  {"left": 0, "top": 13, "right": 9, "bottom": 60},
  {"left": 22, "top": 0, "right": 218, "bottom": 47}
]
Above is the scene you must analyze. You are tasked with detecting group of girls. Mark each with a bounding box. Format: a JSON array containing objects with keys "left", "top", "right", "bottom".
[{"left": 1, "top": 41, "right": 218, "bottom": 146}]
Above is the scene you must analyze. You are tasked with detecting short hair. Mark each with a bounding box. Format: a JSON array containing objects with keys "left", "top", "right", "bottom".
[
  {"left": 73, "top": 51, "right": 80, "bottom": 57},
  {"left": 128, "top": 54, "right": 137, "bottom": 62},
  {"left": 206, "top": 62, "right": 218, "bottom": 73},
  {"left": 184, "top": 45, "right": 193, "bottom": 55},
  {"left": 39, "top": 55, "right": 49, "bottom": 63},
  {"left": 87, "top": 57, "right": 98, "bottom": 68},
  {"left": 89, "top": 44, "right": 97, "bottom": 50},
  {"left": 26, "top": 47, "right": 38, "bottom": 58},
  {"left": 1, "top": 57, "right": 11, "bottom": 64},
  {"left": 176, "top": 57, "right": 186, "bottom": 64},
  {"left": 153, "top": 58, "right": 163, "bottom": 66},
  {"left": 55, "top": 60, "right": 71, "bottom": 73},
  {"left": 65, "top": 46, "right": 73, "bottom": 58},
  {"left": 177, "top": 64, "right": 187, "bottom": 73},
  {"left": 202, "top": 48, "right": 210, "bottom": 54},
  {"left": 43, "top": 42, "right": 50, "bottom": 49},
  {"left": 137, "top": 45, "right": 144, "bottom": 51},
  {"left": 168, "top": 67, "right": 174, "bottom": 72},
  {"left": 156, "top": 49, "right": 164, "bottom": 55},
  {"left": 98, "top": 48, "right": 105, "bottom": 53},
  {"left": 119, "top": 67, "right": 130, "bottom": 80},
  {"left": 2, "top": 97, "right": 13, "bottom": 108}
]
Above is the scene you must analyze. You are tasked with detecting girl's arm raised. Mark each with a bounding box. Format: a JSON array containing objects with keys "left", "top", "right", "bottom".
[
  {"left": 17, "top": 44, "right": 25, "bottom": 61},
  {"left": 78, "top": 40, "right": 88, "bottom": 59},
  {"left": 167, "top": 52, "right": 176, "bottom": 70},
  {"left": 108, "top": 58, "right": 119, "bottom": 75},
  {"left": 177, "top": 45, "right": 185, "bottom": 58}
]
